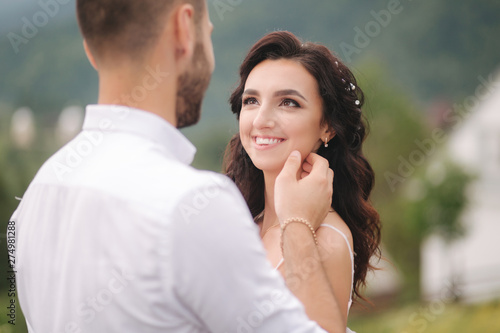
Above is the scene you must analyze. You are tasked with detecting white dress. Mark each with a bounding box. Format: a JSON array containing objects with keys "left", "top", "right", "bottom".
[{"left": 275, "top": 224, "right": 357, "bottom": 333}]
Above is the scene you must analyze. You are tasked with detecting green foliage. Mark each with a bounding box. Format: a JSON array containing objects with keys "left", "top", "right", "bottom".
[
  {"left": 183, "top": 120, "right": 237, "bottom": 172},
  {"left": 0, "top": 294, "right": 27, "bottom": 333},
  {"left": 349, "top": 299, "right": 500, "bottom": 333},
  {"left": 1, "top": 0, "right": 499, "bottom": 124},
  {"left": 377, "top": 0, "right": 500, "bottom": 101},
  {"left": 383, "top": 158, "right": 473, "bottom": 296},
  {"left": 404, "top": 160, "right": 473, "bottom": 243},
  {"left": 353, "top": 60, "right": 427, "bottom": 298},
  {"left": 356, "top": 60, "right": 428, "bottom": 202},
  {"left": 0, "top": 19, "right": 97, "bottom": 121},
  {"left": 0, "top": 109, "right": 55, "bottom": 294},
  {"left": 355, "top": 61, "right": 472, "bottom": 299}
]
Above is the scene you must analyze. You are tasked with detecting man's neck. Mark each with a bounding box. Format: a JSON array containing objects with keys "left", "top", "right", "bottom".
[{"left": 96, "top": 64, "right": 177, "bottom": 127}]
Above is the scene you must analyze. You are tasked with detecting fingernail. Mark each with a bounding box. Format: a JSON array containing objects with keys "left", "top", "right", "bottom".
[{"left": 291, "top": 150, "right": 300, "bottom": 159}]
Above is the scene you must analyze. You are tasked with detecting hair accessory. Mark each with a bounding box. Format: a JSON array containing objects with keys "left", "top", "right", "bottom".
[
  {"left": 350, "top": 83, "right": 356, "bottom": 90},
  {"left": 324, "top": 137, "right": 329, "bottom": 148},
  {"left": 281, "top": 218, "right": 319, "bottom": 253},
  {"left": 335, "top": 61, "right": 339, "bottom": 67},
  {"left": 355, "top": 100, "right": 360, "bottom": 106}
]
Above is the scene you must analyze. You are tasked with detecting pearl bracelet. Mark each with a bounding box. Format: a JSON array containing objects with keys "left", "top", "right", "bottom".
[{"left": 280, "top": 217, "right": 319, "bottom": 253}]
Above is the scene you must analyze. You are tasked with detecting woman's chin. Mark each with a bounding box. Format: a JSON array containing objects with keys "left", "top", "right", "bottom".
[{"left": 252, "top": 160, "right": 286, "bottom": 175}]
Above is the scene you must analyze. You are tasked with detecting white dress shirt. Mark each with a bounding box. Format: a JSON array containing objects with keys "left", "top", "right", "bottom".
[{"left": 10, "top": 105, "right": 327, "bottom": 333}]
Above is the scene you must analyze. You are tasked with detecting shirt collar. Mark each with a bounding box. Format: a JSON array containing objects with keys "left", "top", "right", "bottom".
[{"left": 82, "top": 104, "right": 196, "bottom": 165}]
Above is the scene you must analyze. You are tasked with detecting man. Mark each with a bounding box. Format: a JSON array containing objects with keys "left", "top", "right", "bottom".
[{"left": 11, "top": 1, "right": 343, "bottom": 332}]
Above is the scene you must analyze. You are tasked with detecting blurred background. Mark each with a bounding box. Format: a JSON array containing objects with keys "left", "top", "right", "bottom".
[{"left": 1, "top": 0, "right": 500, "bottom": 332}]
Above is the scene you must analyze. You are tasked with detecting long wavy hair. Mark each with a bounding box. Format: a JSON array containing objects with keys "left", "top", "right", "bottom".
[{"left": 223, "top": 31, "right": 381, "bottom": 301}]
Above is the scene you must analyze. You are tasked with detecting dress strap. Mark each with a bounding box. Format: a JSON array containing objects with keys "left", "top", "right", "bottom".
[
  {"left": 319, "top": 224, "right": 354, "bottom": 311},
  {"left": 274, "top": 257, "right": 284, "bottom": 271}
]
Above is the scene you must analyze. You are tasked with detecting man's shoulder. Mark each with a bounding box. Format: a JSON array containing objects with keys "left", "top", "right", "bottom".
[
  {"left": 32, "top": 136, "right": 237, "bottom": 214},
  {"left": 143, "top": 160, "right": 234, "bottom": 198}
]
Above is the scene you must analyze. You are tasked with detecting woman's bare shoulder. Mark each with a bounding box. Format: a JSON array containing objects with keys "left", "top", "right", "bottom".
[{"left": 317, "top": 211, "right": 354, "bottom": 254}]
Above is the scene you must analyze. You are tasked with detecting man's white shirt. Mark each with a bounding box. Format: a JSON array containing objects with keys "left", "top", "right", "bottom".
[{"left": 11, "top": 105, "right": 326, "bottom": 333}]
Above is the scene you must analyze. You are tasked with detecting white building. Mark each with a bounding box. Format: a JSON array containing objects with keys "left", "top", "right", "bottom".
[{"left": 421, "top": 72, "right": 500, "bottom": 304}]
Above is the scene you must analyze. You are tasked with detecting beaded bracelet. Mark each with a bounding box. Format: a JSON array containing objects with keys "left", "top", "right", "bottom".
[{"left": 280, "top": 217, "right": 319, "bottom": 254}]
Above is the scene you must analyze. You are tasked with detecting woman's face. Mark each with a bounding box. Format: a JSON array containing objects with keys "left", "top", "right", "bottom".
[{"left": 239, "top": 58, "right": 330, "bottom": 173}]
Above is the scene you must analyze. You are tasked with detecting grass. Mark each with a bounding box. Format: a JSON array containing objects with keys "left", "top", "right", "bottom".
[
  {"left": 348, "top": 299, "right": 500, "bottom": 333},
  {"left": 1, "top": 293, "right": 499, "bottom": 333}
]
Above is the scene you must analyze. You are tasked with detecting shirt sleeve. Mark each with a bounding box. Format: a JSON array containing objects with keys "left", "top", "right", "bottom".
[{"left": 169, "top": 173, "right": 327, "bottom": 333}]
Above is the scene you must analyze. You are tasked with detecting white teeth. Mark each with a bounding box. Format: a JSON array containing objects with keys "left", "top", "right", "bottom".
[{"left": 256, "top": 137, "right": 283, "bottom": 145}]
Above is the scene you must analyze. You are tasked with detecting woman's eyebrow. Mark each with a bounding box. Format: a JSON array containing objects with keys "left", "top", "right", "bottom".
[
  {"left": 243, "top": 88, "right": 308, "bottom": 102},
  {"left": 243, "top": 89, "right": 260, "bottom": 96},
  {"left": 273, "top": 89, "right": 307, "bottom": 102}
]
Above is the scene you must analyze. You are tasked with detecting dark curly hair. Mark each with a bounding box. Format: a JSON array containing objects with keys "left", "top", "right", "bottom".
[{"left": 223, "top": 31, "right": 381, "bottom": 302}]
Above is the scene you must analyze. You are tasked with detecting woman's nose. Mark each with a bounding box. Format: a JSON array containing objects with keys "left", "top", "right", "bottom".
[{"left": 252, "top": 104, "right": 275, "bottom": 129}]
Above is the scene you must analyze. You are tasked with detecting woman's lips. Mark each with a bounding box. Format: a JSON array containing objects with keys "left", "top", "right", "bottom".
[{"left": 253, "top": 136, "right": 286, "bottom": 150}]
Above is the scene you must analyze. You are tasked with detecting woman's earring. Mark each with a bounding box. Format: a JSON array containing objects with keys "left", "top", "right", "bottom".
[{"left": 324, "top": 137, "right": 329, "bottom": 148}]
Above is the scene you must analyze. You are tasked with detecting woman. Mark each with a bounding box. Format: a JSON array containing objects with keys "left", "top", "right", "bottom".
[{"left": 224, "top": 31, "right": 381, "bottom": 328}]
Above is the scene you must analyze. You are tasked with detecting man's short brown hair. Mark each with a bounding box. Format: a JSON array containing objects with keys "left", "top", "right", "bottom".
[{"left": 77, "top": 0, "right": 204, "bottom": 61}]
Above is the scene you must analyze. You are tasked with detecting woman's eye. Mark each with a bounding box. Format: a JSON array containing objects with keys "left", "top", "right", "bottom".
[
  {"left": 243, "top": 97, "right": 258, "bottom": 105},
  {"left": 281, "top": 99, "right": 300, "bottom": 108}
]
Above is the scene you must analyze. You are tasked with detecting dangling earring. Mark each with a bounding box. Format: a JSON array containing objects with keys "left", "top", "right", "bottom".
[{"left": 324, "top": 137, "right": 329, "bottom": 148}]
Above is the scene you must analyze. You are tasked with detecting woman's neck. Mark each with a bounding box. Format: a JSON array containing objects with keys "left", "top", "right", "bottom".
[{"left": 260, "top": 171, "right": 280, "bottom": 234}]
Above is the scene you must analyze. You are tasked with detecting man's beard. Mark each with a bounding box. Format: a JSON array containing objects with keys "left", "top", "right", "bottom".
[{"left": 175, "top": 42, "right": 211, "bottom": 129}]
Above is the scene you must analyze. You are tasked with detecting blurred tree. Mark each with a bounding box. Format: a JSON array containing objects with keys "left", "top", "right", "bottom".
[
  {"left": 355, "top": 60, "right": 428, "bottom": 300},
  {"left": 0, "top": 110, "right": 54, "bottom": 295},
  {"left": 405, "top": 160, "right": 472, "bottom": 243},
  {"left": 356, "top": 60, "right": 473, "bottom": 300},
  {"left": 2, "top": 0, "right": 500, "bottom": 123},
  {"left": 374, "top": 0, "right": 500, "bottom": 101},
  {"left": 402, "top": 158, "right": 472, "bottom": 300},
  {"left": 184, "top": 121, "right": 237, "bottom": 172}
]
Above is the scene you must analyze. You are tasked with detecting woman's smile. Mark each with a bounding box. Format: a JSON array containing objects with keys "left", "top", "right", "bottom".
[{"left": 253, "top": 136, "right": 286, "bottom": 150}]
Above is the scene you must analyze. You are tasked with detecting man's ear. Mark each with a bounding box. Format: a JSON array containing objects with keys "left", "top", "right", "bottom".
[
  {"left": 171, "top": 4, "right": 196, "bottom": 70},
  {"left": 83, "top": 40, "right": 98, "bottom": 70}
]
